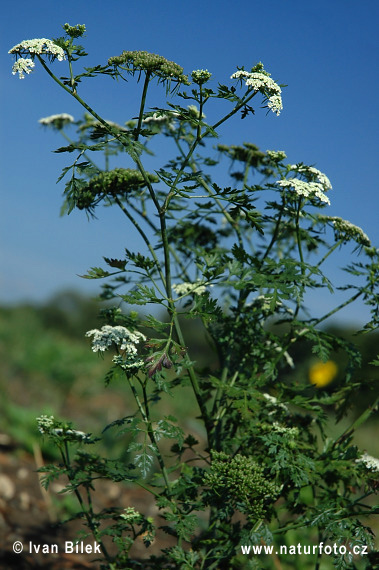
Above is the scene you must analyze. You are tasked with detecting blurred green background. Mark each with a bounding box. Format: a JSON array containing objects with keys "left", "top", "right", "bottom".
[{"left": 1, "top": 290, "right": 378, "bottom": 458}]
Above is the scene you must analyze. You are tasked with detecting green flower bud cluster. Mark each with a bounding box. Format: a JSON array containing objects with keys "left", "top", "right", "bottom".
[
  {"left": 108, "top": 50, "right": 189, "bottom": 84},
  {"left": 203, "top": 451, "right": 277, "bottom": 519},
  {"left": 266, "top": 150, "right": 287, "bottom": 162},
  {"left": 318, "top": 215, "right": 370, "bottom": 247},
  {"left": 191, "top": 69, "right": 212, "bottom": 85},
  {"left": 217, "top": 143, "right": 266, "bottom": 166},
  {"left": 76, "top": 168, "right": 159, "bottom": 210},
  {"left": 63, "top": 23, "right": 86, "bottom": 38}
]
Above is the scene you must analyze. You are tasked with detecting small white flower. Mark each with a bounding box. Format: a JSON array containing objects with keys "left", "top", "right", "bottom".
[
  {"left": 277, "top": 179, "right": 330, "bottom": 205},
  {"left": 267, "top": 94, "right": 283, "bottom": 116},
  {"left": 187, "top": 105, "right": 205, "bottom": 119},
  {"left": 11, "top": 58, "right": 35, "bottom": 79},
  {"left": 272, "top": 422, "right": 299, "bottom": 437},
  {"left": 356, "top": 453, "right": 379, "bottom": 472},
  {"left": 39, "top": 113, "right": 75, "bottom": 128},
  {"left": 120, "top": 507, "right": 142, "bottom": 523},
  {"left": 143, "top": 113, "right": 166, "bottom": 124},
  {"left": 52, "top": 428, "right": 89, "bottom": 441},
  {"left": 89, "top": 118, "right": 129, "bottom": 132},
  {"left": 244, "top": 73, "right": 280, "bottom": 93},
  {"left": 142, "top": 112, "right": 178, "bottom": 133},
  {"left": 262, "top": 393, "right": 279, "bottom": 405},
  {"left": 173, "top": 281, "right": 207, "bottom": 296},
  {"left": 113, "top": 354, "right": 145, "bottom": 369},
  {"left": 290, "top": 164, "right": 332, "bottom": 192},
  {"left": 262, "top": 393, "right": 289, "bottom": 413},
  {"left": 231, "top": 65, "right": 283, "bottom": 116},
  {"left": 85, "top": 325, "right": 146, "bottom": 353},
  {"left": 36, "top": 415, "right": 55, "bottom": 434}
]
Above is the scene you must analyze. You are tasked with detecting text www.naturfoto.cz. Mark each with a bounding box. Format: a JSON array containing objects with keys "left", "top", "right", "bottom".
[{"left": 241, "top": 543, "right": 368, "bottom": 556}]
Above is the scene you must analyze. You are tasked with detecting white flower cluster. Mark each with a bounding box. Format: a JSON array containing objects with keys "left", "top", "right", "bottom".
[
  {"left": 320, "top": 216, "right": 370, "bottom": 246},
  {"left": 9, "top": 38, "right": 66, "bottom": 79},
  {"left": 187, "top": 104, "right": 205, "bottom": 119},
  {"left": 39, "top": 113, "right": 75, "bottom": 127},
  {"left": 142, "top": 111, "right": 178, "bottom": 133},
  {"left": 120, "top": 506, "right": 142, "bottom": 523},
  {"left": 37, "top": 414, "right": 55, "bottom": 434},
  {"left": 90, "top": 118, "right": 129, "bottom": 132},
  {"left": 85, "top": 325, "right": 146, "bottom": 353},
  {"left": 272, "top": 422, "right": 299, "bottom": 437},
  {"left": 112, "top": 354, "right": 145, "bottom": 370},
  {"left": 173, "top": 281, "right": 207, "bottom": 296},
  {"left": 142, "top": 112, "right": 176, "bottom": 125},
  {"left": 356, "top": 452, "right": 379, "bottom": 472},
  {"left": 231, "top": 68, "right": 283, "bottom": 115},
  {"left": 37, "top": 415, "right": 90, "bottom": 441},
  {"left": 277, "top": 178, "right": 331, "bottom": 205},
  {"left": 52, "top": 428, "right": 89, "bottom": 441},
  {"left": 290, "top": 164, "right": 332, "bottom": 192},
  {"left": 11, "top": 58, "right": 35, "bottom": 79},
  {"left": 277, "top": 163, "right": 332, "bottom": 204},
  {"left": 9, "top": 38, "right": 66, "bottom": 59},
  {"left": 262, "top": 393, "right": 289, "bottom": 413}
]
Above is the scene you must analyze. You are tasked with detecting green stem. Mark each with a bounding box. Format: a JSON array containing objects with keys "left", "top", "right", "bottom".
[
  {"left": 59, "top": 447, "right": 112, "bottom": 562},
  {"left": 316, "top": 238, "right": 344, "bottom": 268},
  {"left": 262, "top": 197, "right": 285, "bottom": 261},
  {"left": 294, "top": 198, "right": 305, "bottom": 317},
  {"left": 134, "top": 71, "right": 151, "bottom": 141},
  {"left": 141, "top": 382, "right": 172, "bottom": 492},
  {"left": 67, "top": 56, "right": 76, "bottom": 92},
  {"left": 270, "top": 290, "right": 364, "bottom": 370},
  {"left": 38, "top": 56, "right": 117, "bottom": 135},
  {"left": 37, "top": 55, "right": 141, "bottom": 165},
  {"left": 113, "top": 196, "right": 167, "bottom": 294},
  {"left": 159, "top": 208, "right": 211, "bottom": 437},
  {"left": 311, "top": 290, "right": 362, "bottom": 326},
  {"left": 330, "top": 395, "right": 379, "bottom": 450},
  {"left": 210, "top": 88, "right": 258, "bottom": 132},
  {"left": 123, "top": 370, "right": 171, "bottom": 491}
]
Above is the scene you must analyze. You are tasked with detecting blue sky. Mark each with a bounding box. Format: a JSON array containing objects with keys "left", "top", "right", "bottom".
[{"left": 1, "top": 0, "right": 378, "bottom": 324}]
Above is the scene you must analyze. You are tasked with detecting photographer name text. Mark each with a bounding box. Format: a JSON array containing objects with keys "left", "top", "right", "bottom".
[{"left": 29, "top": 541, "right": 101, "bottom": 554}]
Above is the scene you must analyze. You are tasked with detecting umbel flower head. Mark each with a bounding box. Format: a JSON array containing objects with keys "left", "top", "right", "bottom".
[
  {"left": 86, "top": 325, "right": 146, "bottom": 370},
  {"left": 10, "top": 58, "right": 35, "bottom": 79},
  {"left": 73, "top": 168, "right": 159, "bottom": 212},
  {"left": 356, "top": 453, "right": 379, "bottom": 473},
  {"left": 318, "top": 215, "right": 371, "bottom": 247},
  {"left": 203, "top": 451, "right": 278, "bottom": 519},
  {"left": 108, "top": 50, "right": 189, "bottom": 86},
  {"left": 191, "top": 69, "right": 212, "bottom": 85},
  {"left": 172, "top": 281, "right": 208, "bottom": 296},
  {"left": 85, "top": 325, "right": 146, "bottom": 353},
  {"left": 36, "top": 415, "right": 92, "bottom": 442},
  {"left": 9, "top": 38, "right": 66, "bottom": 78},
  {"left": 276, "top": 163, "right": 332, "bottom": 205},
  {"left": 231, "top": 62, "right": 283, "bottom": 115},
  {"left": 39, "top": 113, "right": 75, "bottom": 129}
]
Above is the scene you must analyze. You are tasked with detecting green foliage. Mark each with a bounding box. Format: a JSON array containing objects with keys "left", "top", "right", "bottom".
[{"left": 9, "top": 22, "right": 379, "bottom": 570}]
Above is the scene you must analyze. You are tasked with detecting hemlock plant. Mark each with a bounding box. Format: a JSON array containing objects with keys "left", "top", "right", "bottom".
[{"left": 10, "top": 23, "right": 379, "bottom": 570}]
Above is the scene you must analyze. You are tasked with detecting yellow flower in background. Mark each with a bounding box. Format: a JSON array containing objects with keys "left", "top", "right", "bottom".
[{"left": 309, "top": 360, "right": 338, "bottom": 388}]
